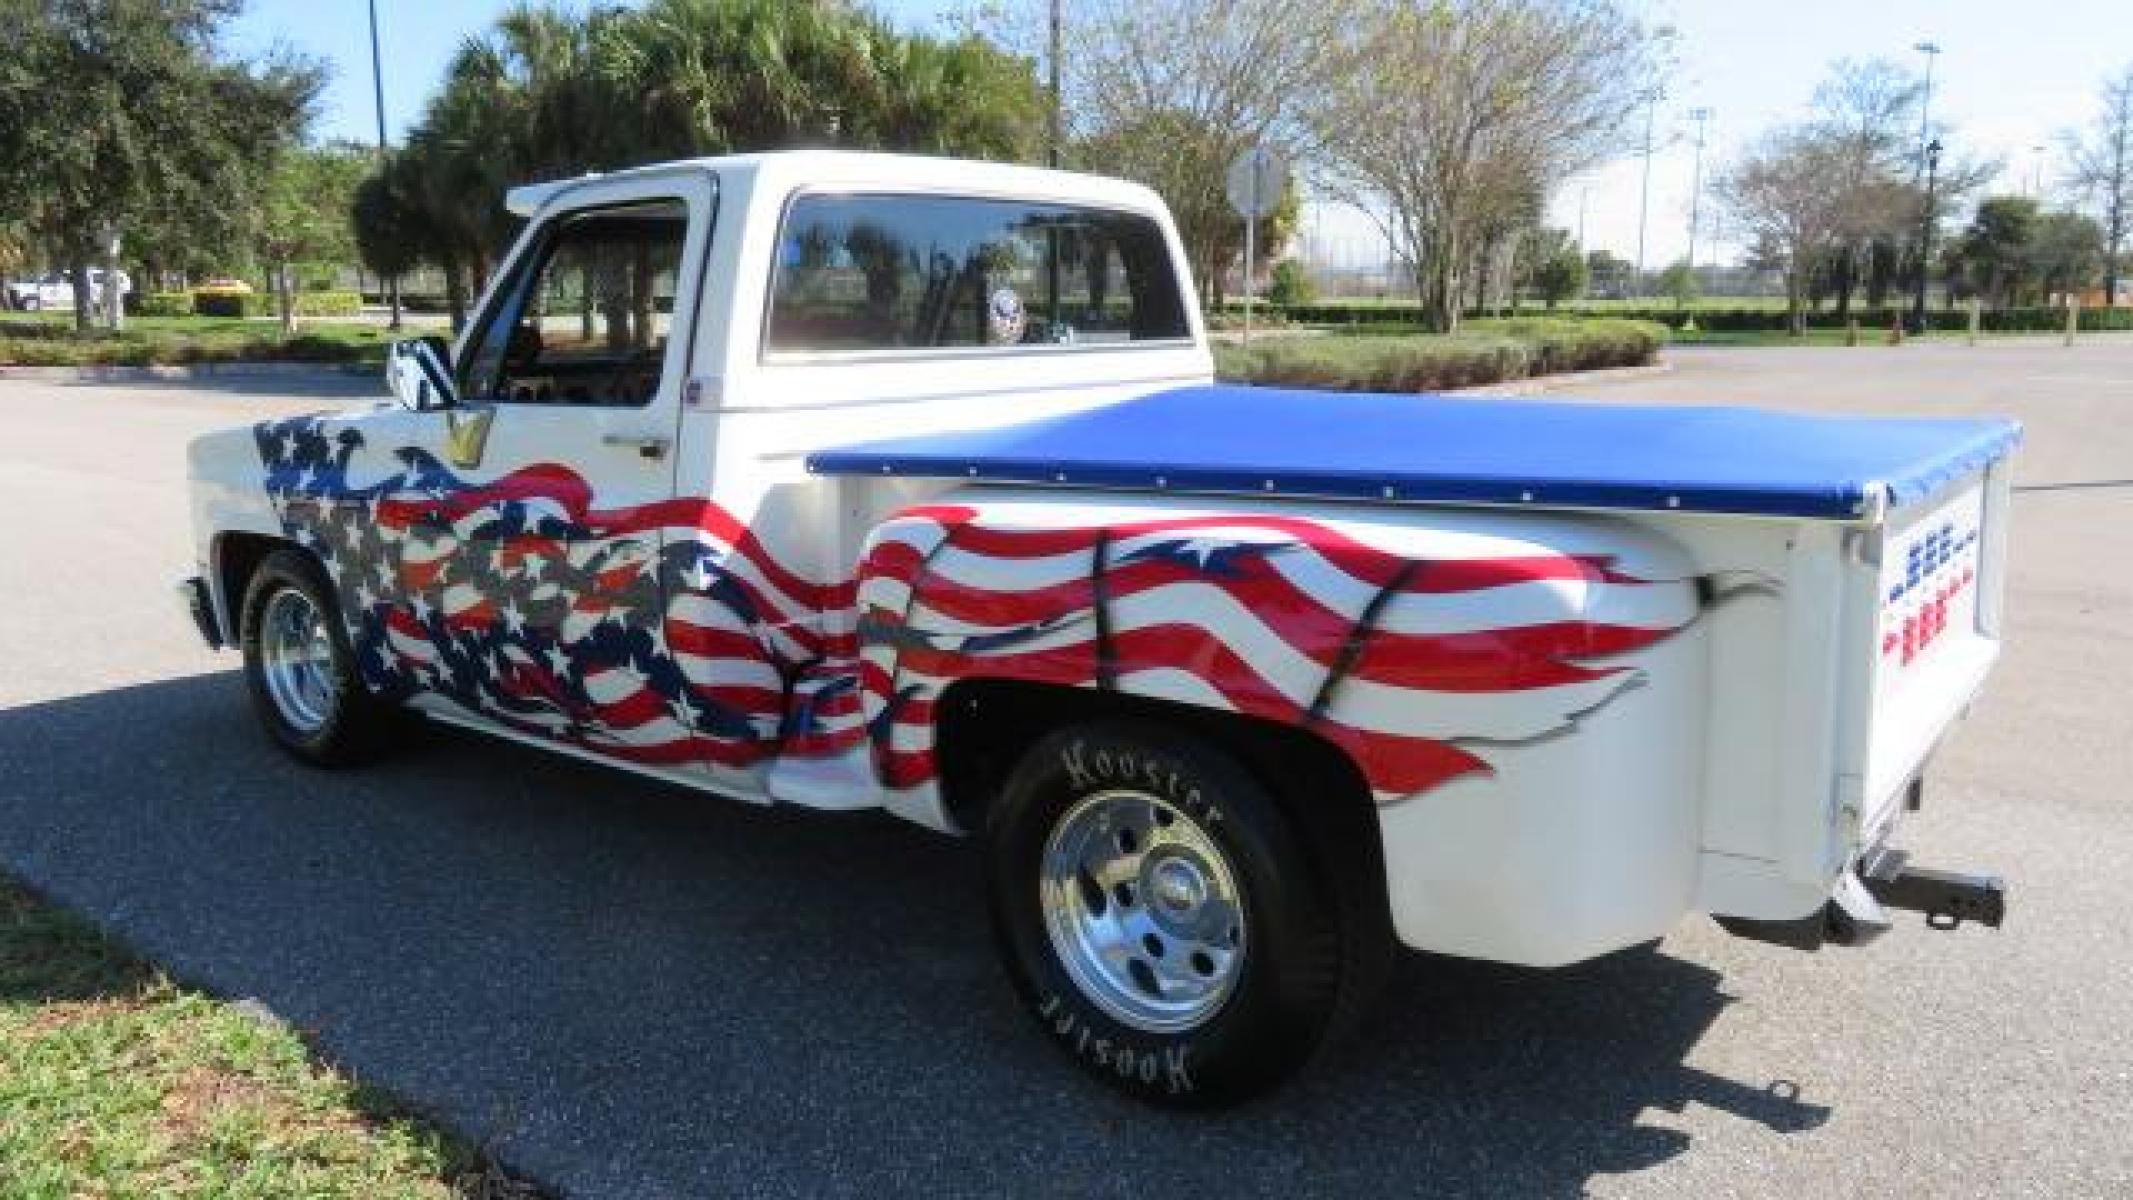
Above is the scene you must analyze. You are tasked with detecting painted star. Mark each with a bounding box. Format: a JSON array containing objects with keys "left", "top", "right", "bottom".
[
  {"left": 544, "top": 644, "right": 572, "bottom": 677},
  {"left": 1169, "top": 537, "right": 1241, "bottom": 569},
  {"left": 500, "top": 600, "right": 526, "bottom": 635}
]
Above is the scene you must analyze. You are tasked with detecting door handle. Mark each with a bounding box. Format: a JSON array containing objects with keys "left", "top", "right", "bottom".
[{"left": 601, "top": 433, "right": 670, "bottom": 460}]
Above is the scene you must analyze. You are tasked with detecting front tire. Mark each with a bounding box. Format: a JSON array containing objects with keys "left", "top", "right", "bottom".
[
  {"left": 984, "top": 721, "right": 1383, "bottom": 1107},
  {"left": 239, "top": 548, "right": 396, "bottom": 766}
]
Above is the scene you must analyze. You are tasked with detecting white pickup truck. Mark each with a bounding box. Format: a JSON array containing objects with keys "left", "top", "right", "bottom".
[{"left": 181, "top": 151, "right": 2017, "bottom": 1106}]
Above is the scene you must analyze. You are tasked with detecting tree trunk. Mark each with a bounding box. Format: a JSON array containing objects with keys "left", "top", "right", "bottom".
[
  {"left": 2102, "top": 197, "right": 2123, "bottom": 304},
  {"left": 444, "top": 259, "right": 469, "bottom": 333},
  {"left": 69, "top": 257, "right": 93, "bottom": 333},
  {"left": 277, "top": 262, "right": 297, "bottom": 337},
  {"left": 1785, "top": 268, "right": 1807, "bottom": 337},
  {"left": 1418, "top": 229, "right": 1461, "bottom": 334},
  {"left": 1832, "top": 247, "right": 1854, "bottom": 321},
  {"left": 630, "top": 241, "right": 654, "bottom": 350},
  {"left": 580, "top": 262, "right": 596, "bottom": 342}
]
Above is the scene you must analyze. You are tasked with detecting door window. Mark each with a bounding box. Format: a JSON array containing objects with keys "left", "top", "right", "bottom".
[{"left": 460, "top": 200, "right": 688, "bottom": 406}]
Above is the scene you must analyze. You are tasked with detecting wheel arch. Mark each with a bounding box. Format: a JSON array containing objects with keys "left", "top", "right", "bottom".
[
  {"left": 212, "top": 530, "right": 305, "bottom": 639},
  {"left": 933, "top": 678, "right": 1390, "bottom": 925}
]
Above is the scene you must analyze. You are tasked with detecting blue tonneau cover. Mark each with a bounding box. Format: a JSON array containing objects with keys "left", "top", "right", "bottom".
[{"left": 806, "top": 385, "right": 2022, "bottom": 520}]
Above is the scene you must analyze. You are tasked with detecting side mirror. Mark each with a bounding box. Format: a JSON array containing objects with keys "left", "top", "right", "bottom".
[{"left": 385, "top": 335, "right": 457, "bottom": 412}]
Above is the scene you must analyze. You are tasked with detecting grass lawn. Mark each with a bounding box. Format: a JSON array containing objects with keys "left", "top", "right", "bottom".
[
  {"left": 0, "top": 874, "right": 535, "bottom": 1198},
  {"left": 1668, "top": 326, "right": 1914, "bottom": 347},
  {"left": 0, "top": 313, "right": 393, "bottom": 368}
]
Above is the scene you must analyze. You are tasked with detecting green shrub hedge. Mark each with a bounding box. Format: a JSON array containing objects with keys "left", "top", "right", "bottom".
[
  {"left": 292, "top": 290, "right": 362, "bottom": 317},
  {"left": 1216, "top": 318, "right": 1665, "bottom": 392},
  {"left": 0, "top": 318, "right": 389, "bottom": 367},
  {"left": 190, "top": 290, "right": 363, "bottom": 319},
  {"left": 1232, "top": 300, "right": 2133, "bottom": 334},
  {"left": 132, "top": 292, "right": 194, "bottom": 317}
]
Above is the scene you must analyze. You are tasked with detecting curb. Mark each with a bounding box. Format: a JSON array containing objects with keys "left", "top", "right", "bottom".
[
  {"left": 1451, "top": 360, "right": 1675, "bottom": 396},
  {"left": 0, "top": 360, "right": 379, "bottom": 383}
]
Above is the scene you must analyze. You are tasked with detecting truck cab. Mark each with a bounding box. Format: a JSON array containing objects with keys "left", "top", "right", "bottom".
[{"left": 181, "top": 151, "right": 2016, "bottom": 1106}]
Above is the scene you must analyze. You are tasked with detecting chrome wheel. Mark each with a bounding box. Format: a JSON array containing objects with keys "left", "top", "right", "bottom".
[
  {"left": 1039, "top": 789, "right": 1246, "bottom": 1033},
  {"left": 258, "top": 586, "right": 335, "bottom": 734}
]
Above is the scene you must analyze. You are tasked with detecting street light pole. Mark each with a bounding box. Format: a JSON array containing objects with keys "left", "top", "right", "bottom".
[
  {"left": 1911, "top": 139, "right": 1943, "bottom": 333},
  {"left": 1913, "top": 41, "right": 1940, "bottom": 177},
  {"left": 1634, "top": 92, "right": 1657, "bottom": 298},
  {"left": 1047, "top": 0, "right": 1063, "bottom": 169},
  {"left": 368, "top": 0, "right": 402, "bottom": 330},
  {"left": 1685, "top": 106, "right": 1712, "bottom": 272},
  {"left": 1906, "top": 41, "right": 1941, "bottom": 335}
]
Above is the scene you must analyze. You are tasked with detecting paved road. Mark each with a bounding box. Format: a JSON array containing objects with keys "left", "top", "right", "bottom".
[{"left": 0, "top": 343, "right": 2127, "bottom": 1197}]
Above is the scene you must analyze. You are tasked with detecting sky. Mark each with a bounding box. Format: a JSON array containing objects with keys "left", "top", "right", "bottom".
[{"left": 230, "top": 0, "right": 2133, "bottom": 269}]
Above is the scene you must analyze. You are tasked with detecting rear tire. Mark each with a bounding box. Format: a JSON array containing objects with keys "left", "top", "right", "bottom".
[
  {"left": 239, "top": 548, "right": 397, "bottom": 766},
  {"left": 983, "top": 720, "right": 1386, "bottom": 1107}
]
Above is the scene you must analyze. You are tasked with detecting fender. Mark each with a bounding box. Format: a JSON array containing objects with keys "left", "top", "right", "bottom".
[{"left": 187, "top": 424, "right": 293, "bottom": 635}]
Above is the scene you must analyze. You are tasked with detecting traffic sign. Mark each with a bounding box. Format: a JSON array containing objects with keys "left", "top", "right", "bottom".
[{"left": 1226, "top": 146, "right": 1289, "bottom": 219}]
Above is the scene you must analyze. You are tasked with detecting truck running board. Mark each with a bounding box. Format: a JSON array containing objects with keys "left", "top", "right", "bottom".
[{"left": 1715, "top": 847, "right": 2007, "bottom": 952}]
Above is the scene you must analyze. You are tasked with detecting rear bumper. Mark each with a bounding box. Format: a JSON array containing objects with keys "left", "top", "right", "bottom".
[
  {"left": 177, "top": 575, "right": 223, "bottom": 649},
  {"left": 1716, "top": 841, "right": 2006, "bottom": 951}
]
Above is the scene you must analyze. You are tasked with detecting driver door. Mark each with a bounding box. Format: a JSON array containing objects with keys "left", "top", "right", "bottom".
[{"left": 406, "top": 172, "right": 715, "bottom": 763}]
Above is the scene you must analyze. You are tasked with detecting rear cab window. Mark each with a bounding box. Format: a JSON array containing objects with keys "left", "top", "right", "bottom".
[{"left": 765, "top": 193, "right": 1190, "bottom": 357}]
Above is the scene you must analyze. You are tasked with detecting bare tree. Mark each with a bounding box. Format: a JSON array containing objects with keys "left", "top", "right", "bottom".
[
  {"left": 1046, "top": 0, "right": 1356, "bottom": 305},
  {"left": 1717, "top": 127, "right": 1854, "bottom": 334},
  {"left": 1811, "top": 58, "right": 1924, "bottom": 316},
  {"left": 1309, "top": 0, "right": 1656, "bottom": 332},
  {"left": 2063, "top": 66, "right": 2133, "bottom": 303}
]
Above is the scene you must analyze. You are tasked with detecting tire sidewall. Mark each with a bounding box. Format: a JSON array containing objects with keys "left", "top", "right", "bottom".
[
  {"left": 985, "top": 722, "right": 1339, "bottom": 1107},
  {"left": 240, "top": 551, "right": 373, "bottom": 764}
]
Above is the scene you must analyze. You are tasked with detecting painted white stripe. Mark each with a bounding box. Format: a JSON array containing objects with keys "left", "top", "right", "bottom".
[
  {"left": 440, "top": 582, "right": 488, "bottom": 617},
  {"left": 386, "top": 626, "right": 436, "bottom": 663},
  {"left": 582, "top": 666, "right": 653, "bottom": 706},
  {"left": 1097, "top": 583, "right": 1641, "bottom": 741},
  {"left": 672, "top": 652, "right": 784, "bottom": 693},
  {"left": 667, "top": 591, "right": 761, "bottom": 631}
]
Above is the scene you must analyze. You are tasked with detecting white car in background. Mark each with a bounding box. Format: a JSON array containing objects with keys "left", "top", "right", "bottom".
[{"left": 4, "top": 269, "right": 132, "bottom": 312}]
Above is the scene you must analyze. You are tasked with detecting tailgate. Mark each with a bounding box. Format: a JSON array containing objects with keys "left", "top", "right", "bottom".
[{"left": 1854, "top": 461, "right": 2012, "bottom": 839}]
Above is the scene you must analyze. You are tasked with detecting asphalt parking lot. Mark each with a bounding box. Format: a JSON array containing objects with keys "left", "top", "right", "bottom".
[{"left": 0, "top": 340, "right": 2127, "bottom": 1197}]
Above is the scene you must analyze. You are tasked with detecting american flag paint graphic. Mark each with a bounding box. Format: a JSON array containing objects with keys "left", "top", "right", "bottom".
[
  {"left": 257, "top": 415, "right": 1701, "bottom": 805},
  {"left": 854, "top": 503, "right": 1703, "bottom": 803},
  {"left": 255, "top": 415, "right": 852, "bottom": 772}
]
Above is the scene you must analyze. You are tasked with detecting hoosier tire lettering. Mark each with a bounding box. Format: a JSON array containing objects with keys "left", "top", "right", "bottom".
[{"left": 1036, "top": 992, "right": 1196, "bottom": 1096}]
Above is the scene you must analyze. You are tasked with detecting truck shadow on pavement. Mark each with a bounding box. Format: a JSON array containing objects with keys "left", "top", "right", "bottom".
[{"left": 0, "top": 673, "right": 1827, "bottom": 1198}]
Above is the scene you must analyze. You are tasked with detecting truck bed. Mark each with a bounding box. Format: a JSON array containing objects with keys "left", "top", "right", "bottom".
[{"left": 807, "top": 385, "right": 2022, "bottom": 521}]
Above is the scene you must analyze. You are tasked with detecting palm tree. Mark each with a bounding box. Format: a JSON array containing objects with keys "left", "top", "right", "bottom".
[{"left": 375, "top": 0, "right": 1046, "bottom": 324}]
